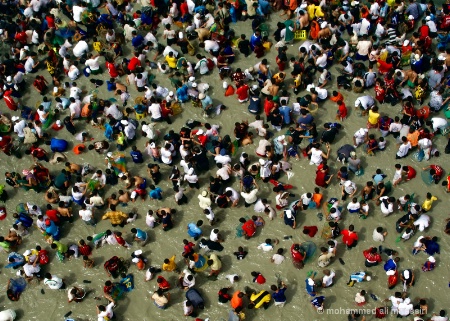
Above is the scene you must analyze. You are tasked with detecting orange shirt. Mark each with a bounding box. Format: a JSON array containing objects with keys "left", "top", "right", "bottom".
[
  {"left": 312, "top": 193, "right": 323, "bottom": 207},
  {"left": 407, "top": 131, "right": 419, "bottom": 147},
  {"left": 73, "top": 144, "right": 85, "bottom": 154},
  {"left": 231, "top": 291, "right": 243, "bottom": 309},
  {"left": 330, "top": 92, "right": 344, "bottom": 103}
]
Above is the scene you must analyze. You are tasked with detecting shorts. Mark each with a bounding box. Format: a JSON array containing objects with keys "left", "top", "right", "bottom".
[{"left": 274, "top": 301, "right": 286, "bottom": 307}]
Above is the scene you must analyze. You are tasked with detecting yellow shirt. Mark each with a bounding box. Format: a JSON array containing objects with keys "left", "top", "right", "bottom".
[
  {"left": 368, "top": 110, "right": 380, "bottom": 125},
  {"left": 93, "top": 41, "right": 103, "bottom": 53},
  {"left": 250, "top": 290, "right": 271, "bottom": 309},
  {"left": 165, "top": 55, "right": 177, "bottom": 69},
  {"left": 209, "top": 253, "right": 222, "bottom": 270},
  {"left": 162, "top": 255, "right": 177, "bottom": 271},
  {"left": 422, "top": 196, "right": 437, "bottom": 211}
]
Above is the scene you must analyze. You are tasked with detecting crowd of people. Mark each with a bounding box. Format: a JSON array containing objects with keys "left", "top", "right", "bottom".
[{"left": 0, "top": 0, "right": 449, "bottom": 320}]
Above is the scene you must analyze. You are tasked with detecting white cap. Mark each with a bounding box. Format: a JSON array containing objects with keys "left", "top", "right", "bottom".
[
  {"left": 408, "top": 15, "right": 414, "bottom": 20},
  {"left": 169, "top": 91, "right": 174, "bottom": 96},
  {"left": 23, "top": 250, "right": 31, "bottom": 256},
  {"left": 121, "top": 120, "right": 129, "bottom": 125},
  {"left": 321, "top": 21, "right": 327, "bottom": 29},
  {"left": 189, "top": 76, "right": 195, "bottom": 82},
  {"left": 438, "top": 55, "right": 446, "bottom": 61},
  {"left": 132, "top": 258, "right": 140, "bottom": 263},
  {"left": 201, "top": 190, "right": 208, "bottom": 197},
  {"left": 11, "top": 116, "right": 19, "bottom": 122},
  {"left": 118, "top": 173, "right": 124, "bottom": 178},
  {"left": 179, "top": 31, "right": 184, "bottom": 39},
  {"left": 403, "top": 40, "right": 409, "bottom": 46},
  {"left": 196, "top": 129, "right": 204, "bottom": 135},
  {"left": 150, "top": 142, "right": 156, "bottom": 148},
  {"left": 428, "top": 256, "right": 435, "bottom": 263},
  {"left": 199, "top": 93, "right": 205, "bottom": 100},
  {"left": 425, "top": 16, "right": 431, "bottom": 21},
  {"left": 192, "top": 82, "right": 198, "bottom": 88},
  {"left": 252, "top": 85, "right": 258, "bottom": 91},
  {"left": 350, "top": 151, "right": 356, "bottom": 157},
  {"left": 366, "top": 276, "right": 371, "bottom": 281},
  {"left": 53, "top": 86, "right": 58, "bottom": 93},
  {"left": 23, "top": 45, "right": 29, "bottom": 50},
  {"left": 195, "top": 13, "right": 200, "bottom": 18},
  {"left": 6, "top": 76, "right": 12, "bottom": 82},
  {"left": 134, "top": 249, "right": 143, "bottom": 255},
  {"left": 56, "top": 120, "right": 62, "bottom": 126},
  {"left": 259, "top": 158, "right": 266, "bottom": 165},
  {"left": 106, "top": 152, "right": 113, "bottom": 158}
]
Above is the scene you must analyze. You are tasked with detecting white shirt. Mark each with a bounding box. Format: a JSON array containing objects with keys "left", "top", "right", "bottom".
[
  {"left": 373, "top": 229, "right": 385, "bottom": 242},
  {"left": 257, "top": 242, "right": 273, "bottom": 251},
  {"left": 70, "top": 87, "right": 82, "bottom": 99},
  {"left": 315, "top": 53, "right": 327, "bottom": 68},
  {"left": 72, "top": 41, "right": 89, "bottom": 58},
  {"left": 24, "top": 57, "right": 35, "bottom": 73},
  {"left": 241, "top": 189, "right": 258, "bottom": 204},
  {"left": 322, "top": 270, "right": 335, "bottom": 287},
  {"left": 14, "top": 120, "right": 26, "bottom": 137},
  {"left": 69, "top": 101, "right": 81, "bottom": 118},
  {"left": 148, "top": 103, "right": 162, "bottom": 119},
  {"left": 85, "top": 57, "right": 100, "bottom": 70},
  {"left": 316, "top": 87, "right": 327, "bottom": 99},
  {"left": 79, "top": 209, "right": 93, "bottom": 221},
  {"left": 397, "top": 142, "right": 411, "bottom": 157},
  {"left": 272, "top": 253, "right": 285, "bottom": 264},
  {"left": 389, "top": 122, "right": 402, "bottom": 133},
  {"left": 44, "top": 275, "right": 64, "bottom": 289},
  {"left": 225, "top": 274, "right": 239, "bottom": 284},
  {"left": 68, "top": 66, "right": 80, "bottom": 80},
  {"left": 413, "top": 214, "right": 430, "bottom": 232},
  {"left": 347, "top": 201, "right": 360, "bottom": 212},
  {"left": 161, "top": 148, "right": 172, "bottom": 164},
  {"left": 426, "top": 20, "right": 437, "bottom": 33},
  {"left": 23, "top": 263, "right": 40, "bottom": 277},
  {"left": 97, "top": 302, "right": 114, "bottom": 321},
  {"left": 431, "top": 117, "right": 447, "bottom": 131},
  {"left": 216, "top": 167, "right": 230, "bottom": 181},
  {"left": 72, "top": 5, "right": 86, "bottom": 22},
  {"left": 104, "top": 104, "right": 123, "bottom": 120},
  {"left": 225, "top": 187, "right": 240, "bottom": 202},
  {"left": 380, "top": 196, "right": 394, "bottom": 215}
]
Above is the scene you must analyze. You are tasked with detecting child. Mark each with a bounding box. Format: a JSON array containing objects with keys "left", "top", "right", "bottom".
[
  {"left": 359, "top": 200, "right": 369, "bottom": 219},
  {"left": 402, "top": 165, "right": 416, "bottom": 181},
  {"left": 312, "top": 187, "right": 323, "bottom": 207},
  {"left": 397, "top": 194, "right": 412, "bottom": 211},
  {"left": 396, "top": 136, "right": 412, "bottom": 159},
  {"left": 422, "top": 256, "right": 436, "bottom": 272},
  {"left": 421, "top": 192, "right": 437, "bottom": 212},
  {"left": 330, "top": 90, "right": 344, "bottom": 103},
  {"left": 336, "top": 100, "right": 347, "bottom": 121},
  {"left": 233, "top": 246, "right": 248, "bottom": 260},
  {"left": 83, "top": 255, "right": 94, "bottom": 268},
  {"left": 347, "top": 197, "right": 361, "bottom": 214},
  {"left": 204, "top": 208, "right": 215, "bottom": 225},
  {"left": 393, "top": 164, "right": 403, "bottom": 187},
  {"left": 251, "top": 271, "right": 266, "bottom": 284},
  {"left": 378, "top": 137, "right": 386, "bottom": 151},
  {"left": 366, "top": 134, "right": 378, "bottom": 156},
  {"left": 149, "top": 185, "right": 163, "bottom": 200},
  {"left": 401, "top": 227, "right": 414, "bottom": 241},
  {"left": 355, "top": 290, "right": 366, "bottom": 306}
]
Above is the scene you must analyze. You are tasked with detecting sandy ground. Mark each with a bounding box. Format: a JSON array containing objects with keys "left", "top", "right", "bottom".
[{"left": 0, "top": 6, "right": 449, "bottom": 321}]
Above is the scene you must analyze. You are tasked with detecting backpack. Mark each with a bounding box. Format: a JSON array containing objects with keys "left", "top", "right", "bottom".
[
  {"left": 104, "top": 256, "right": 120, "bottom": 272},
  {"left": 206, "top": 58, "right": 215, "bottom": 71}
]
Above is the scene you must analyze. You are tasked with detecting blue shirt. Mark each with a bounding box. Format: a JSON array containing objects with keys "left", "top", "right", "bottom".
[
  {"left": 350, "top": 272, "right": 366, "bottom": 282},
  {"left": 305, "top": 278, "right": 315, "bottom": 295},
  {"left": 278, "top": 106, "right": 291, "bottom": 124},
  {"left": 130, "top": 150, "right": 143, "bottom": 163},
  {"left": 132, "top": 35, "right": 144, "bottom": 48},
  {"left": 384, "top": 259, "right": 397, "bottom": 272},
  {"left": 135, "top": 228, "right": 147, "bottom": 241},
  {"left": 297, "top": 114, "right": 314, "bottom": 128},
  {"left": 187, "top": 223, "right": 202, "bottom": 237},
  {"left": 272, "top": 287, "right": 287, "bottom": 302},
  {"left": 311, "top": 296, "right": 325, "bottom": 308},
  {"left": 149, "top": 187, "right": 163, "bottom": 199},
  {"left": 106, "top": 81, "right": 116, "bottom": 92}
]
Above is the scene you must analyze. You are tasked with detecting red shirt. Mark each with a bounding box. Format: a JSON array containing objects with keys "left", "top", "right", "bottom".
[
  {"left": 338, "top": 103, "right": 347, "bottom": 118},
  {"left": 46, "top": 15, "right": 55, "bottom": 29},
  {"left": 114, "top": 234, "right": 126, "bottom": 246},
  {"left": 180, "top": 2, "right": 188, "bottom": 15},
  {"left": 157, "top": 276, "right": 171, "bottom": 289},
  {"left": 341, "top": 229, "right": 358, "bottom": 246},
  {"left": 30, "top": 146, "right": 46, "bottom": 158},
  {"left": 104, "top": 284, "right": 113, "bottom": 295},
  {"left": 253, "top": 273, "right": 266, "bottom": 284},
  {"left": 183, "top": 242, "right": 195, "bottom": 256},
  {"left": 291, "top": 244, "right": 305, "bottom": 263},
  {"left": 236, "top": 84, "right": 249, "bottom": 101},
  {"left": 377, "top": 60, "right": 393, "bottom": 74},
  {"left": 106, "top": 61, "right": 118, "bottom": 78},
  {"left": 46, "top": 209, "right": 60, "bottom": 224},
  {"left": 430, "top": 165, "right": 444, "bottom": 179},
  {"left": 264, "top": 99, "right": 275, "bottom": 116},
  {"left": 315, "top": 170, "right": 327, "bottom": 187},
  {"left": 406, "top": 166, "right": 416, "bottom": 180},
  {"left": 242, "top": 219, "right": 256, "bottom": 237},
  {"left": 303, "top": 226, "right": 318, "bottom": 237},
  {"left": 374, "top": 84, "right": 385, "bottom": 103},
  {"left": 197, "top": 134, "right": 207, "bottom": 147},
  {"left": 363, "top": 248, "right": 382, "bottom": 263},
  {"left": 127, "top": 57, "right": 141, "bottom": 72},
  {"left": 78, "top": 244, "right": 92, "bottom": 256}
]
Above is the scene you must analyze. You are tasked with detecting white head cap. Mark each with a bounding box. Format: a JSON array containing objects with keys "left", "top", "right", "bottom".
[
  {"left": 6, "top": 76, "right": 12, "bottom": 82},
  {"left": 408, "top": 15, "right": 414, "bottom": 20},
  {"left": 23, "top": 250, "right": 31, "bottom": 256},
  {"left": 425, "top": 16, "right": 431, "bottom": 21},
  {"left": 11, "top": 116, "right": 19, "bottom": 122},
  {"left": 169, "top": 91, "right": 174, "bottom": 96},
  {"left": 132, "top": 258, "right": 140, "bottom": 263},
  {"left": 134, "top": 249, "right": 143, "bottom": 256},
  {"left": 189, "top": 76, "right": 195, "bottom": 82},
  {"left": 428, "top": 256, "right": 435, "bottom": 263},
  {"left": 259, "top": 159, "right": 266, "bottom": 165},
  {"left": 321, "top": 21, "right": 328, "bottom": 29},
  {"left": 179, "top": 31, "right": 184, "bottom": 39},
  {"left": 192, "top": 82, "right": 198, "bottom": 88},
  {"left": 366, "top": 276, "right": 371, "bottom": 281},
  {"left": 196, "top": 129, "right": 204, "bottom": 135},
  {"left": 150, "top": 142, "right": 156, "bottom": 148},
  {"left": 121, "top": 120, "right": 129, "bottom": 125},
  {"left": 106, "top": 152, "right": 113, "bottom": 158}
]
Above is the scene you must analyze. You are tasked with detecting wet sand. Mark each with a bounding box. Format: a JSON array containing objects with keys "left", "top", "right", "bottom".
[{"left": 0, "top": 8, "right": 450, "bottom": 321}]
